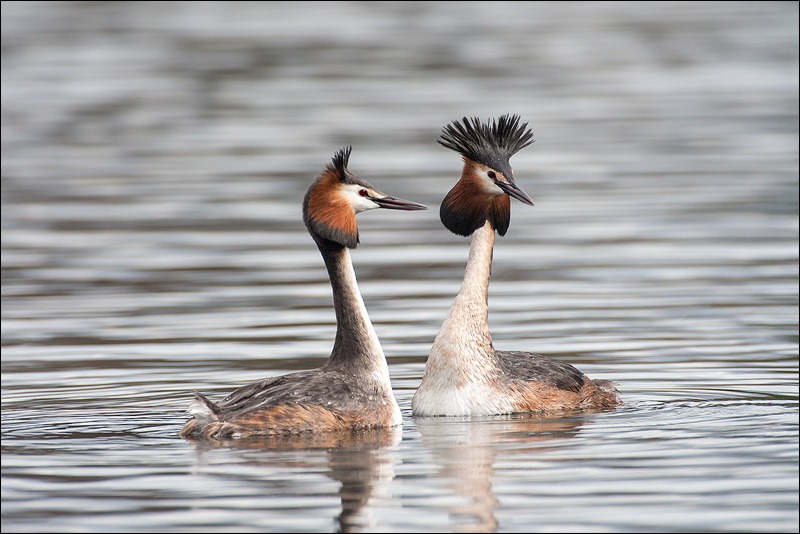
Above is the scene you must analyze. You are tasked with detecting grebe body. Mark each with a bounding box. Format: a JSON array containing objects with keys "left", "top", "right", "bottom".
[{"left": 182, "top": 147, "right": 426, "bottom": 439}]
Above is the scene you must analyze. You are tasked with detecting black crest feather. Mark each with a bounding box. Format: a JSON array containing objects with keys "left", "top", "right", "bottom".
[
  {"left": 327, "top": 145, "right": 352, "bottom": 179},
  {"left": 438, "top": 114, "right": 533, "bottom": 170}
]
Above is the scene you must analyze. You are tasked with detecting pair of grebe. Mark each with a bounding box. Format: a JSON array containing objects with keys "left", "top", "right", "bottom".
[{"left": 181, "top": 116, "right": 619, "bottom": 440}]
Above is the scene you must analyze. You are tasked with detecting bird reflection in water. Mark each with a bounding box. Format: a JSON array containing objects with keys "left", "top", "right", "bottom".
[
  {"left": 416, "top": 413, "right": 590, "bottom": 533},
  {"left": 184, "top": 426, "right": 402, "bottom": 533}
]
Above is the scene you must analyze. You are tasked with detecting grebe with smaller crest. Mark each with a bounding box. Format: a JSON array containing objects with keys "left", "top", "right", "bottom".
[{"left": 181, "top": 146, "right": 427, "bottom": 440}]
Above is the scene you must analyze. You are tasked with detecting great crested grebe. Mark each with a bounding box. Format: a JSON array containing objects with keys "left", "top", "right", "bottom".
[
  {"left": 181, "top": 146, "right": 427, "bottom": 440},
  {"left": 412, "top": 115, "right": 620, "bottom": 417}
]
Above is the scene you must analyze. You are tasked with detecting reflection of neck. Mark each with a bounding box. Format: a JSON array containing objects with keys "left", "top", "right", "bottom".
[
  {"left": 319, "top": 245, "right": 387, "bottom": 375},
  {"left": 330, "top": 438, "right": 399, "bottom": 533},
  {"left": 430, "top": 221, "right": 495, "bottom": 370},
  {"left": 417, "top": 420, "right": 499, "bottom": 533}
]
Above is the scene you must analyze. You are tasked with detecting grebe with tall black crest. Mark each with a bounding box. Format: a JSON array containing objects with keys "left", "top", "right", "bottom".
[{"left": 412, "top": 115, "right": 620, "bottom": 417}]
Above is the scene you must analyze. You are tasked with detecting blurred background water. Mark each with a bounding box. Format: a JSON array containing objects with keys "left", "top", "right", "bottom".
[{"left": 1, "top": 1, "right": 798, "bottom": 532}]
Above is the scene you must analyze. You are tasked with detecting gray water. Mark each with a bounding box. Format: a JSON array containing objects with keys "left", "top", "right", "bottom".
[{"left": 2, "top": 2, "right": 798, "bottom": 532}]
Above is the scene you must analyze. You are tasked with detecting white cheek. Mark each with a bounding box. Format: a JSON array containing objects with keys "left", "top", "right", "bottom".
[
  {"left": 342, "top": 185, "right": 379, "bottom": 213},
  {"left": 478, "top": 173, "right": 504, "bottom": 195}
]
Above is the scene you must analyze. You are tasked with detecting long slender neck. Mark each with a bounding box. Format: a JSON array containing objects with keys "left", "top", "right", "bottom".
[
  {"left": 318, "top": 244, "right": 387, "bottom": 373},
  {"left": 448, "top": 220, "right": 495, "bottom": 344},
  {"left": 430, "top": 221, "right": 495, "bottom": 362}
]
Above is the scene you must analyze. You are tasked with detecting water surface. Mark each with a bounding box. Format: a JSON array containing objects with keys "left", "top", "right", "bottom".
[{"left": 2, "top": 2, "right": 798, "bottom": 532}]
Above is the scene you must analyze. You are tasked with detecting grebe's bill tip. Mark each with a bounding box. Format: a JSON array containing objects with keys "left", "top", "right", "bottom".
[{"left": 496, "top": 180, "right": 534, "bottom": 206}]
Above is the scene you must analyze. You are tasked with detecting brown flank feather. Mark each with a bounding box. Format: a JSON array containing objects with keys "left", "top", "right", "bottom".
[
  {"left": 182, "top": 402, "right": 398, "bottom": 441},
  {"left": 505, "top": 379, "right": 620, "bottom": 414}
]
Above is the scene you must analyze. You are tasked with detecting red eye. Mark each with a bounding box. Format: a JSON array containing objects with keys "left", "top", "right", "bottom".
[
  {"left": 358, "top": 189, "right": 369, "bottom": 197},
  {"left": 487, "top": 171, "right": 497, "bottom": 180}
]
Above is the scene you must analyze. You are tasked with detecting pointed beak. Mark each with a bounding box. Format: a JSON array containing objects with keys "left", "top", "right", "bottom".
[
  {"left": 373, "top": 195, "right": 428, "bottom": 211},
  {"left": 496, "top": 180, "right": 534, "bottom": 206}
]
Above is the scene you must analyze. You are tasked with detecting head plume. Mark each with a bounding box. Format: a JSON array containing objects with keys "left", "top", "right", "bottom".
[
  {"left": 440, "top": 184, "right": 511, "bottom": 237},
  {"left": 327, "top": 145, "right": 352, "bottom": 181},
  {"left": 438, "top": 114, "right": 533, "bottom": 174}
]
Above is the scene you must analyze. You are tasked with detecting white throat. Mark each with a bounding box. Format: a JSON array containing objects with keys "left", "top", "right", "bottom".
[{"left": 413, "top": 221, "right": 513, "bottom": 416}]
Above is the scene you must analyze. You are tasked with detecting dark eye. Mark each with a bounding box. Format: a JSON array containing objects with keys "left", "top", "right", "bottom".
[
  {"left": 358, "top": 189, "right": 369, "bottom": 197},
  {"left": 487, "top": 171, "right": 497, "bottom": 180}
]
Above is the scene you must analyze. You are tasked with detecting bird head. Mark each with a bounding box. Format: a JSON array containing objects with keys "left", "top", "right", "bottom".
[
  {"left": 303, "top": 146, "right": 427, "bottom": 249},
  {"left": 438, "top": 115, "right": 534, "bottom": 237}
]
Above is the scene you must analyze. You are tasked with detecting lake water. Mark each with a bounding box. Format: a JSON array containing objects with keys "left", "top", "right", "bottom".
[{"left": 1, "top": 2, "right": 798, "bottom": 532}]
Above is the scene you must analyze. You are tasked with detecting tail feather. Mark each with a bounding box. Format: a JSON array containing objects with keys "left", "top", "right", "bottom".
[{"left": 187, "top": 391, "right": 221, "bottom": 422}]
